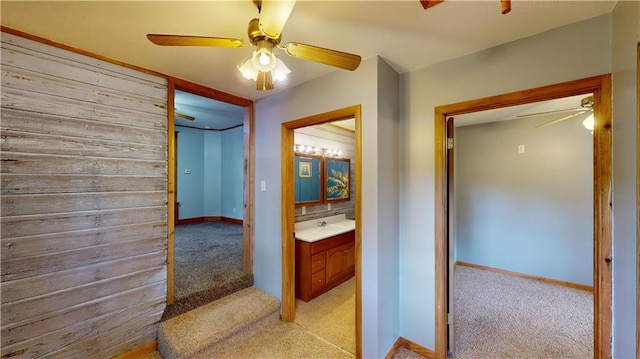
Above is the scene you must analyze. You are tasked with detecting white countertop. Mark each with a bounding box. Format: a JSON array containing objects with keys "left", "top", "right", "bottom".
[{"left": 295, "top": 214, "right": 355, "bottom": 243}]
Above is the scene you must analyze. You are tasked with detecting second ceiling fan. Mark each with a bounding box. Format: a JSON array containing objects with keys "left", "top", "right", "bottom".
[{"left": 147, "top": 0, "right": 361, "bottom": 91}]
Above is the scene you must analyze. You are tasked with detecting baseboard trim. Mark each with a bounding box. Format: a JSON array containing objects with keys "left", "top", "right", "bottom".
[
  {"left": 177, "top": 216, "right": 243, "bottom": 225},
  {"left": 385, "top": 336, "right": 435, "bottom": 359},
  {"left": 456, "top": 261, "right": 593, "bottom": 292},
  {"left": 221, "top": 216, "right": 243, "bottom": 225},
  {"left": 113, "top": 341, "right": 157, "bottom": 359}
]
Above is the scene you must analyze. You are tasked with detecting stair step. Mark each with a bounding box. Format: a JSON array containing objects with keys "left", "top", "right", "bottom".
[{"left": 157, "top": 286, "right": 280, "bottom": 359}]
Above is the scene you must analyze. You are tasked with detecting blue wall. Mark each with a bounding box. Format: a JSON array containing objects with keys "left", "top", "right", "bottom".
[
  {"left": 455, "top": 115, "right": 593, "bottom": 285},
  {"left": 176, "top": 127, "right": 204, "bottom": 219},
  {"left": 177, "top": 126, "right": 243, "bottom": 220}
]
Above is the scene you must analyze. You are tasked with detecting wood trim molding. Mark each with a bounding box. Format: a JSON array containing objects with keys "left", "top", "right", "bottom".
[
  {"left": 385, "top": 337, "right": 435, "bottom": 359},
  {"left": 167, "top": 82, "right": 176, "bottom": 305},
  {"left": 434, "top": 75, "right": 612, "bottom": 359},
  {"left": 281, "top": 105, "right": 362, "bottom": 358},
  {"left": 175, "top": 216, "right": 243, "bottom": 225},
  {"left": 456, "top": 261, "right": 594, "bottom": 291},
  {"left": 113, "top": 341, "right": 157, "bottom": 359}
]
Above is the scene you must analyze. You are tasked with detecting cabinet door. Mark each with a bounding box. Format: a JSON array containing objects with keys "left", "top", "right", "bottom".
[
  {"left": 345, "top": 241, "right": 355, "bottom": 273},
  {"left": 326, "top": 244, "right": 347, "bottom": 284}
]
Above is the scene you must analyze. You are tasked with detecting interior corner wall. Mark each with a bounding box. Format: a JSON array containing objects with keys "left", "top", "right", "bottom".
[
  {"left": 455, "top": 116, "right": 593, "bottom": 286},
  {"left": 221, "top": 126, "right": 244, "bottom": 220},
  {"left": 253, "top": 55, "right": 400, "bottom": 358},
  {"left": 177, "top": 126, "right": 205, "bottom": 219},
  {"left": 399, "top": 14, "right": 611, "bottom": 350},
  {"left": 204, "top": 130, "right": 222, "bottom": 217},
  {"left": 376, "top": 57, "right": 401, "bottom": 353},
  {"left": 611, "top": 1, "right": 639, "bottom": 357}
]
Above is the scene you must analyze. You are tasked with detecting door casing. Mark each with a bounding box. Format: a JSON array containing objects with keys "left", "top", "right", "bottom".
[{"left": 434, "top": 75, "right": 613, "bottom": 359}]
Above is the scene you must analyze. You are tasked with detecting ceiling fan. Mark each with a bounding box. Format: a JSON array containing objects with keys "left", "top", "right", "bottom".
[
  {"left": 146, "top": 0, "right": 361, "bottom": 91},
  {"left": 518, "top": 95, "right": 595, "bottom": 130}
]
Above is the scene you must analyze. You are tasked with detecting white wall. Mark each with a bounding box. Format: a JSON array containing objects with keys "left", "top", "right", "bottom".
[
  {"left": 455, "top": 115, "right": 593, "bottom": 285},
  {"left": 253, "top": 56, "right": 400, "bottom": 358},
  {"left": 399, "top": 14, "right": 611, "bottom": 349},
  {"left": 611, "top": 1, "right": 639, "bottom": 357}
]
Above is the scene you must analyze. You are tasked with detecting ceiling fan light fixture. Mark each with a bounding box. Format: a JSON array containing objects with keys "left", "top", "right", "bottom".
[
  {"left": 238, "top": 58, "right": 258, "bottom": 81},
  {"left": 272, "top": 57, "right": 291, "bottom": 82},
  {"left": 582, "top": 113, "right": 595, "bottom": 131}
]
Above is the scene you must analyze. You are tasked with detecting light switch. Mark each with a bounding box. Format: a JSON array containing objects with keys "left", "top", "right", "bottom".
[{"left": 260, "top": 180, "right": 266, "bottom": 191}]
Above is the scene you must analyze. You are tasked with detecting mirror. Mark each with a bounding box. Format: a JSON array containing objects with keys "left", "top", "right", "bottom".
[
  {"left": 326, "top": 157, "right": 351, "bottom": 202},
  {"left": 294, "top": 154, "right": 322, "bottom": 205}
]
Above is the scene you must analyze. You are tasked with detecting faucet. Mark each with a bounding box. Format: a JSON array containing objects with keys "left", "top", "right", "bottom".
[{"left": 317, "top": 220, "right": 327, "bottom": 227}]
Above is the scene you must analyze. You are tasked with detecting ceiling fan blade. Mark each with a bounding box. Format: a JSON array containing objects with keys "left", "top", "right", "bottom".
[
  {"left": 535, "top": 110, "right": 588, "bottom": 128},
  {"left": 258, "top": 0, "right": 296, "bottom": 39},
  {"left": 517, "top": 107, "right": 584, "bottom": 118},
  {"left": 175, "top": 112, "right": 195, "bottom": 121},
  {"left": 419, "top": 0, "right": 444, "bottom": 10},
  {"left": 281, "top": 42, "right": 361, "bottom": 71},
  {"left": 147, "top": 34, "right": 245, "bottom": 48}
]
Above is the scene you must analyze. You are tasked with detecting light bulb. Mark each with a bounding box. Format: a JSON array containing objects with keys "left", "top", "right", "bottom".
[{"left": 258, "top": 52, "right": 271, "bottom": 66}]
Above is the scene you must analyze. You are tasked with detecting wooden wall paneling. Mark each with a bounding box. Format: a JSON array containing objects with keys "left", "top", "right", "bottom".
[
  {"left": 2, "top": 236, "right": 165, "bottom": 281},
  {"left": 1, "top": 283, "right": 165, "bottom": 355},
  {"left": 0, "top": 30, "right": 168, "bottom": 358},
  {"left": 1, "top": 222, "right": 166, "bottom": 261},
  {"left": 2, "top": 252, "right": 165, "bottom": 303},
  {"left": 1, "top": 174, "right": 166, "bottom": 195}
]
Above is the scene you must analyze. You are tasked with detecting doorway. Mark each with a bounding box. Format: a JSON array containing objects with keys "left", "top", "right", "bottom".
[
  {"left": 281, "top": 105, "right": 362, "bottom": 358},
  {"left": 449, "top": 93, "right": 595, "bottom": 357},
  {"left": 434, "top": 75, "right": 612, "bottom": 359},
  {"left": 166, "top": 78, "right": 255, "bottom": 307}
]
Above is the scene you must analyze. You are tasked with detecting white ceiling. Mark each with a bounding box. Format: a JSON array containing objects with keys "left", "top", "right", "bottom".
[{"left": 1, "top": 0, "right": 616, "bottom": 102}]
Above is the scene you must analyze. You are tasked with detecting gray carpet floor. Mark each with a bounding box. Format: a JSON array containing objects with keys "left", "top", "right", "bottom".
[
  {"left": 452, "top": 265, "right": 593, "bottom": 359},
  {"left": 162, "top": 221, "right": 253, "bottom": 320}
]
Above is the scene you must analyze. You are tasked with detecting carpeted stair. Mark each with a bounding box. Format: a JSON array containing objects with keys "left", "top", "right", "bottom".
[{"left": 157, "top": 286, "right": 280, "bottom": 359}]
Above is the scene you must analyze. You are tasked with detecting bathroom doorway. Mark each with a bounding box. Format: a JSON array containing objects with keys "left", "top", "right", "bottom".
[{"left": 281, "top": 105, "right": 362, "bottom": 357}]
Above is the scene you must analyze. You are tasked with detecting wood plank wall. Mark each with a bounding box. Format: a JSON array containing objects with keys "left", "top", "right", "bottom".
[{"left": 0, "top": 32, "right": 168, "bottom": 358}]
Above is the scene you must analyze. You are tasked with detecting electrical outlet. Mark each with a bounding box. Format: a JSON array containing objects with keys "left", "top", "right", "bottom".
[{"left": 517, "top": 145, "right": 525, "bottom": 154}]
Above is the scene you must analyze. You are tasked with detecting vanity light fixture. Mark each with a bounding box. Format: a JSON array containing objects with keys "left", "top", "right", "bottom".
[{"left": 294, "top": 144, "right": 343, "bottom": 157}]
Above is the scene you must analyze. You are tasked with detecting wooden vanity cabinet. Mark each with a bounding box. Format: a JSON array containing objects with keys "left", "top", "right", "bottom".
[{"left": 295, "top": 230, "right": 355, "bottom": 302}]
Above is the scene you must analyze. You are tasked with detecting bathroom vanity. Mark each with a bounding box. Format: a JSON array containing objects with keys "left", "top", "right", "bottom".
[{"left": 294, "top": 215, "right": 355, "bottom": 302}]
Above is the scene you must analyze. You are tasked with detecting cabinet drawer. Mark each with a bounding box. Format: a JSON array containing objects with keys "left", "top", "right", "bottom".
[
  {"left": 311, "top": 253, "right": 326, "bottom": 273},
  {"left": 311, "top": 269, "right": 326, "bottom": 293}
]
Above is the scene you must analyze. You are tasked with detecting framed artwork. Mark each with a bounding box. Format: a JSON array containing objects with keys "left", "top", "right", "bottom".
[
  {"left": 299, "top": 161, "right": 312, "bottom": 178},
  {"left": 325, "top": 158, "right": 350, "bottom": 202},
  {"left": 294, "top": 155, "right": 322, "bottom": 205}
]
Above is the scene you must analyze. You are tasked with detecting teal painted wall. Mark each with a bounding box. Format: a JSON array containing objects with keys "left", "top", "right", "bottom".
[
  {"left": 176, "top": 127, "right": 204, "bottom": 219},
  {"left": 177, "top": 126, "right": 243, "bottom": 220}
]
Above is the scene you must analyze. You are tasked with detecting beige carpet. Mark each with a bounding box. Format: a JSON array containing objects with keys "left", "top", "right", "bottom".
[
  {"left": 294, "top": 277, "right": 356, "bottom": 354},
  {"left": 452, "top": 265, "right": 593, "bottom": 359}
]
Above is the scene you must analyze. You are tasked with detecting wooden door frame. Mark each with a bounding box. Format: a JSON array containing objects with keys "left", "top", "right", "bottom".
[
  {"left": 434, "top": 75, "right": 612, "bottom": 358},
  {"left": 281, "top": 105, "right": 362, "bottom": 358},
  {"left": 166, "top": 77, "right": 255, "bottom": 304}
]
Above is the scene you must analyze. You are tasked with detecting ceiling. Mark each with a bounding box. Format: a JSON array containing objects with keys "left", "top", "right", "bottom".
[
  {"left": 1, "top": 1, "right": 616, "bottom": 130},
  {"left": 1, "top": 0, "right": 616, "bottom": 102}
]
